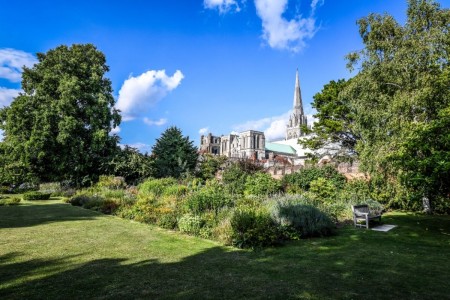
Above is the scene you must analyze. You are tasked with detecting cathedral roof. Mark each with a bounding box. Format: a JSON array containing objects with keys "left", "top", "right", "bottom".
[{"left": 265, "top": 142, "right": 297, "bottom": 155}]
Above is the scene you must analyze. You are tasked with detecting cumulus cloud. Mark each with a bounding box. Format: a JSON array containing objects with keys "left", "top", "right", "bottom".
[
  {"left": 254, "top": 0, "right": 321, "bottom": 52},
  {"left": 119, "top": 142, "right": 152, "bottom": 153},
  {"left": 199, "top": 127, "right": 209, "bottom": 135},
  {"left": 233, "top": 111, "right": 291, "bottom": 141},
  {"left": 110, "top": 126, "right": 121, "bottom": 135},
  {"left": 0, "top": 48, "right": 37, "bottom": 82},
  {"left": 143, "top": 117, "right": 167, "bottom": 126},
  {"left": 204, "top": 0, "right": 241, "bottom": 13},
  {"left": 233, "top": 110, "right": 319, "bottom": 141},
  {"left": 116, "top": 70, "right": 184, "bottom": 121},
  {"left": 0, "top": 87, "right": 20, "bottom": 107}
]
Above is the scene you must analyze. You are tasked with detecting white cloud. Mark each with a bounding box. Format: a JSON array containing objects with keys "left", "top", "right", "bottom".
[
  {"left": 233, "top": 111, "right": 291, "bottom": 141},
  {"left": 120, "top": 142, "right": 152, "bottom": 153},
  {"left": 0, "top": 129, "right": 3, "bottom": 141},
  {"left": 116, "top": 69, "right": 184, "bottom": 121},
  {"left": 199, "top": 127, "right": 209, "bottom": 135},
  {"left": 0, "top": 87, "right": 20, "bottom": 107},
  {"left": 254, "top": 0, "right": 321, "bottom": 52},
  {"left": 0, "top": 48, "right": 37, "bottom": 82},
  {"left": 204, "top": 0, "right": 241, "bottom": 13},
  {"left": 306, "top": 114, "right": 318, "bottom": 127},
  {"left": 143, "top": 117, "right": 167, "bottom": 126},
  {"left": 110, "top": 126, "right": 121, "bottom": 135}
]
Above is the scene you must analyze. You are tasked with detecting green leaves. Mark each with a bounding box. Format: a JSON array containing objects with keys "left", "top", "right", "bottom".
[
  {"left": 0, "top": 44, "right": 120, "bottom": 186},
  {"left": 344, "top": 0, "right": 450, "bottom": 210},
  {"left": 151, "top": 126, "right": 198, "bottom": 179}
]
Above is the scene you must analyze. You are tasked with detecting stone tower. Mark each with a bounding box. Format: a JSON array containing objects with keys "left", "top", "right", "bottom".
[{"left": 286, "top": 69, "right": 308, "bottom": 140}]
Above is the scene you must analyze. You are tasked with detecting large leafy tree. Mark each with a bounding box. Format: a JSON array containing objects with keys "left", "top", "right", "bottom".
[
  {"left": 345, "top": 0, "right": 450, "bottom": 210},
  {"left": 299, "top": 78, "right": 359, "bottom": 160},
  {"left": 151, "top": 126, "right": 198, "bottom": 178},
  {"left": 107, "top": 146, "right": 154, "bottom": 185},
  {"left": 0, "top": 44, "right": 120, "bottom": 186}
]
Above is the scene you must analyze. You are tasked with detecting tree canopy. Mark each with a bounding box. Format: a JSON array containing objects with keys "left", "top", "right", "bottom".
[
  {"left": 0, "top": 44, "right": 120, "bottom": 186},
  {"left": 299, "top": 78, "right": 358, "bottom": 160},
  {"left": 344, "top": 0, "right": 450, "bottom": 209},
  {"left": 151, "top": 126, "right": 198, "bottom": 178}
]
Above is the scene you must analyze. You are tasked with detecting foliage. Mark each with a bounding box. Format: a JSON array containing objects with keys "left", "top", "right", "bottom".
[
  {"left": 222, "top": 159, "right": 263, "bottom": 195},
  {"left": 0, "top": 196, "right": 21, "bottom": 206},
  {"left": 0, "top": 44, "right": 120, "bottom": 186},
  {"left": 344, "top": 0, "right": 450, "bottom": 211},
  {"left": 244, "top": 172, "right": 282, "bottom": 196},
  {"left": 196, "top": 153, "right": 227, "bottom": 181},
  {"left": 269, "top": 199, "right": 334, "bottom": 238},
  {"left": 282, "top": 165, "right": 346, "bottom": 192},
  {"left": 230, "top": 206, "right": 281, "bottom": 248},
  {"left": 185, "top": 179, "right": 232, "bottom": 214},
  {"left": 0, "top": 186, "right": 11, "bottom": 194},
  {"left": 106, "top": 146, "right": 154, "bottom": 185},
  {"left": 96, "top": 175, "right": 127, "bottom": 190},
  {"left": 138, "top": 177, "right": 178, "bottom": 197},
  {"left": 309, "top": 177, "right": 337, "bottom": 201},
  {"left": 299, "top": 78, "right": 359, "bottom": 160},
  {"left": 68, "top": 192, "right": 121, "bottom": 214},
  {"left": 151, "top": 126, "right": 198, "bottom": 179},
  {"left": 22, "top": 191, "right": 51, "bottom": 200},
  {"left": 178, "top": 214, "right": 203, "bottom": 235}
]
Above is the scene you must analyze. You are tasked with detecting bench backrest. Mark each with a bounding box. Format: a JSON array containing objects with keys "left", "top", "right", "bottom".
[{"left": 352, "top": 205, "right": 369, "bottom": 215}]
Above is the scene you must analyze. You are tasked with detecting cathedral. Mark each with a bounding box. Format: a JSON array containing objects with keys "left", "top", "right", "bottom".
[{"left": 199, "top": 69, "right": 310, "bottom": 161}]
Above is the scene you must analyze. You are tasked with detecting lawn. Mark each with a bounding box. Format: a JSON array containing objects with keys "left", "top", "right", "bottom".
[{"left": 0, "top": 200, "right": 449, "bottom": 299}]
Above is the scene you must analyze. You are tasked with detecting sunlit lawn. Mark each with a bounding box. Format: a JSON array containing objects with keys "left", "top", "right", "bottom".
[{"left": 1, "top": 200, "right": 449, "bottom": 299}]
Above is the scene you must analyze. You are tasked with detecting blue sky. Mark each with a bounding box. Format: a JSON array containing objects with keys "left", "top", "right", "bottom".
[{"left": 1, "top": 0, "right": 449, "bottom": 153}]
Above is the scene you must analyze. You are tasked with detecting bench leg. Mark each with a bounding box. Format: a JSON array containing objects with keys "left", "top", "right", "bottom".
[{"left": 366, "top": 215, "right": 369, "bottom": 229}]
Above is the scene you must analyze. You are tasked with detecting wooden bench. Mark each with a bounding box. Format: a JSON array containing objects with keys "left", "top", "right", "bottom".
[{"left": 351, "top": 204, "right": 382, "bottom": 229}]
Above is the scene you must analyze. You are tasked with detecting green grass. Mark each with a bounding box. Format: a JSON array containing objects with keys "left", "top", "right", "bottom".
[{"left": 1, "top": 201, "right": 449, "bottom": 299}]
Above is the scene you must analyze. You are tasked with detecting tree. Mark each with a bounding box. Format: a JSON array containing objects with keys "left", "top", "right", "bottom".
[
  {"left": 345, "top": 0, "right": 450, "bottom": 210},
  {"left": 107, "top": 146, "right": 154, "bottom": 185},
  {"left": 0, "top": 44, "right": 120, "bottom": 186},
  {"left": 196, "top": 153, "right": 227, "bottom": 181},
  {"left": 151, "top": 126, "right": 198, "bottom": 178},
  {"left": 299, "top": 78, "right": 359, "bottom": 160}
]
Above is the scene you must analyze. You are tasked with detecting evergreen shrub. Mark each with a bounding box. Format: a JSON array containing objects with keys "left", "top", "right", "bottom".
[{"left": 23, "top": 191, "right": 52, "bottom": 200}]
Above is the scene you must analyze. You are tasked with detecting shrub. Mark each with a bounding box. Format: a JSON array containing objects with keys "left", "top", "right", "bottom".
[
  {"left": 39, "top": 182, "right": 62, "bottom": 195},
  {"left": 0, "top": 197, "right": 21, "bottom": 206},
  {"left": 222, "top": 160, "right": 262, "bottom": 195},
  {"left": 178, "top": 214, "right": 203, "bottom": 235},
  {"left": 69, "top": 193, "right": 93, "bottom": 206},
  {"left": 0, "top": 186, "right": 11, "bottom": 194},
  {"left": 282, "top": 165, "right": 346, "bottom": 192},
  {"left": 162, "top": 184, "right": 188, "bottom": 197},
  {"left": 16, "top": 182, "right": 39, "bottom": 193},
  {"left": 23, "top": 191, "right": 52, "bottom": 200},
  {"left": 97, "top": 175, "right": 127, "bottom": 190},
  {"left": 271, "top": 201, "right": 334, "bottom": 238},
  {"left": 138, "top": 177, "right": 178, "bottom": 197},
  {"left": 230, "top": 206, "right": 280, "bottom": 248},
  {"left": 185, "top": 180, "right": 232, "bottom": 214},
  {"left": 309, "top": 177, "right": 337, "bottom": 201},
  {"left": 91, "top": 198, "right": 120, "bottom": 214},
  {"left": 244, "top": 172, "right": 282, "bottom": 196}
]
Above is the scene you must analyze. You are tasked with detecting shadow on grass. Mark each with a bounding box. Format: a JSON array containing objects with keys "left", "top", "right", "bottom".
[
  {"left": 0, "top": 202, "right": 98, "bottom": 229},
  {"left": 1, "top": 205, "right": 449, "bottom": 299}
]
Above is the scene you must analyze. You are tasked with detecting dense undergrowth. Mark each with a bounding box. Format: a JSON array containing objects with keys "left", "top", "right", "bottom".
[{"left": 62, "top": 166, "right": 389, "bottom": 248}]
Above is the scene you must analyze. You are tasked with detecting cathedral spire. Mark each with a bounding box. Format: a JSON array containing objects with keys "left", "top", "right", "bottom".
[{"left": 293, "top": 68, "right": 303, "bottom": 115}]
